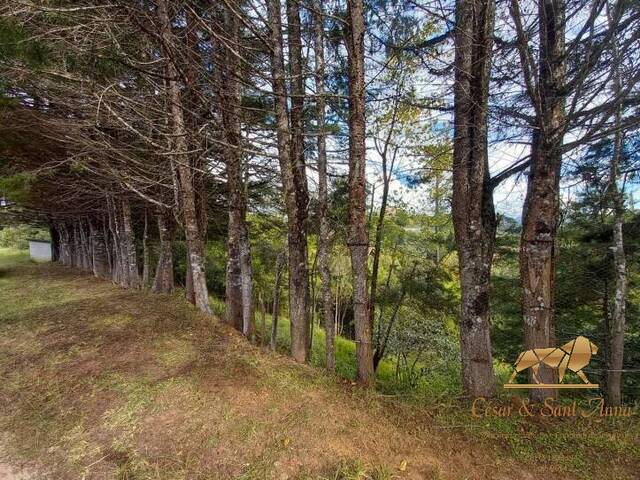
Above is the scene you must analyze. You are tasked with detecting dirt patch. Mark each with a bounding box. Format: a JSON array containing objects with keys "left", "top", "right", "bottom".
[
  {"left": 0, "top": 441, "right": 34, "bottom": 480},
  {"left": 0, "top": 460, "right": 32, "bottom": 480}
]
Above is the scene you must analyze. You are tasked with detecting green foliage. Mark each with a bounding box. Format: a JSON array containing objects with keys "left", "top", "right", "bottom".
[
  {"left": 0, "top": 224, "right": 49, "bottom": 250},
  {"left": 0, "top": 173, "right": 34, "bottom": 204},
  {"left": 248, "top": 213, "right": 287, "bottom": 299},
  {"left": 0, "top": 18, "right": 49, "bottom": 68}
]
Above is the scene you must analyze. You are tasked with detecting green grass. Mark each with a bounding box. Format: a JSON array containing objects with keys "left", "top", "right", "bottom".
[
  {"left": 210, "top": 291, "right": 640, "bottom": 479},
  {"left": 214, "top": 296, "right": 500, "bottom": 399},
  {"left": 221, "top": 299, "right": 466, "bottom": 399},
  {"left": 243, "top": 305, "right": 398, "bottom": 387},
  {"left": 0, "top": 246, "right": 30, "bottom": 268},
  {"left": 1, "top": 249, "right": 639, "bottom": 479}
]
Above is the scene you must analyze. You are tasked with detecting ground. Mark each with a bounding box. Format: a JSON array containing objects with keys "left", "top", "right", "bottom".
[{"left": 0, "top": 248, "right": 638, "bottom": 479}]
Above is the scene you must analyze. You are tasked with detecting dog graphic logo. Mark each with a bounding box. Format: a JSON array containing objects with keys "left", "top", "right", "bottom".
[{"left": 504, "top": 336, "right": 599, "bottom": 389}]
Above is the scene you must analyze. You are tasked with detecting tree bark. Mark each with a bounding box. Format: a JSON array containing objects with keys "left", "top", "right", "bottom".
[
  {"left": 286, "top": 0, "right": 311, "bottom": 362},
  {"left": 345, "top": 0, "right": 374, "bottom": 385},
  {"left": 313, "top": 0, "right": 334, "bottom": 372},
  {"left": 89, "top": 217, "right": 109, "bottom": 279},
  {"left": 157, "top": 0, "right": 211, "bottom": 313},
  {"left": 267, "top": 0, "right": 310, "bottom": 362},
  {"left": 218, "top": 1, "right": 254, "bottom": 336},
  {"left": 121, "top": 199, "right": 140, "bottom": 289},
  {"left": 225, "top": 220, "right": 243, "bottom": 330},
  {"left": 58, "top": 222, "right": 72, "bottom": 266},
  {"left": 103, "top": 215, "right": 112, "bottom": 273},
  {"left": 260, "top": 295, "right": 267, "bottom": 346},
  {"left": 142, "top": 208, "right": 150, "bottom": 289},
  {"left": 239, "top": 228, "right": 254, "bottom": 337},
  {"left": 50, "top": 225, "right": 60, "bottom": 262},
  {"left": 271, "top": 252, "right": 285, "bottom": 351},
  {"left": 80, "top": 220, "right": 92, "bottom": 272},
  {"left": 451, "top": 0, "right": 497, "bottom": 398},
  {"left": 606, "top": 13, "right": 627, "bottom": 406},
  {"left": 185, "top": 252, "right": 195, "bottom": 304},
  {"left": 106, "top": 200, "right": 117, "bottom": 282},
  {"left": 518, "top": 0, "right": 566, "bottom": 402},
  {"left": 78, "top": 220, "right": 92, "bottom": 272},
  {"left": 153, "top": 211, "right": 175, "bottom": 294}
]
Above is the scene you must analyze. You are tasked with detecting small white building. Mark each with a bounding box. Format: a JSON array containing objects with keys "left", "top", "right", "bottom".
[{"left": 28, "top": 239, "right": 52, "bottom": 262}]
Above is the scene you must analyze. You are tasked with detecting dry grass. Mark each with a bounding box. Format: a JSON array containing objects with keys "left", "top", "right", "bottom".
[{"left": 0, "top": 251, "right": 637, "bottom": 479}]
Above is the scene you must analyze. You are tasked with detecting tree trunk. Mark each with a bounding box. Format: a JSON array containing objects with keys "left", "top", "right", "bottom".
[
  {"left": 89, "top": 217, "right": 109, "bottom": 279},
  {"left": 157, "top": 0, "right": 211, "bottom": 313},
  {"left": 519, "top": 0, "right": 565, "bottom": 402},
  {"left": 286, "top": 0, "right": 311, "bottom": 362},
  {"left": 78, "top": 221, "right": 91, "bottom": 272},
  {"left": 107, "top": 196, "right": 123, "bottom": 285},
  {"left": 225, "top": 219, "right": 243, "bottom": 330},
  {"left": 313, "top": 0, "right": 335, "bottom": 370},
  {"left": 370, "top": 93, "right": 401, "bottom": 362},
  {"left": 78, "top": 220, "right": 91, "bottom": 272},
  {"left": 606, "top": 19, "right": 627, "bottom": 406},
  {"left": 260, "top": 295, "right": 267, "bottom": 346},
  {"left": 185, "top": 252, "right": 195, "bottom": 304},
  {"left": 608, "top": 204, "right": 627, "bottom": 405},
  {"left": 153, "top": 211, "right": 175, "bottom": 294},
  {"left": 271, "top": 252, "right": 285, "bottom": 351},
  {"left": 121, "top": 199, "right": 140, "bottom": 289},
  {"left": 451, "top": 0, "right": 497, "bottom": 398},
  {"left": 345, "top": 0, "right": 374, "bottom": 386},
  {"left": 142, "top": 208, "right": 150, "bottom": 289},
  {"left": 370, "top": 146, "right": 398, "bottom": 368},
  {"left": 58, "top": 223, "right": 71, "bottom": 266},
  {"left": 114, "top": 200, "right": 130, "bottom": 285},
  {"left": 218, "top": 1, "right": 254, "bottom": 336},
  {"left": 267, "top": 0, "right": 310, "bottom": 362},
  {"left": 50, "top": 225, "right": 60, "bottom": 262},
  {"left": 240, "top": 231, "right": 254, "bottom": 338},
  {"left": 103, "top": 215, "right": 112, "bottom": 273}
]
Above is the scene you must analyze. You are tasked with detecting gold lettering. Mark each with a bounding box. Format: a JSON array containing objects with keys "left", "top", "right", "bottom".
[
  {"left": 581, "top": 397, "right": 603, "bottom": 417},
  {"left": 472, "top": 397, "right": 486, "bottom": 418},
  {"left": 541, "top": 397, "right": 555, "bottom": 417}
]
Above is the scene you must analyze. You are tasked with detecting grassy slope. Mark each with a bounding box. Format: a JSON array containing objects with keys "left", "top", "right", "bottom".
[
  {"left": 0, "top": 248, "right": 638, "bottom": 479},
  {"left": 218, "top": 298, "right": 398, "bottom": 391}
]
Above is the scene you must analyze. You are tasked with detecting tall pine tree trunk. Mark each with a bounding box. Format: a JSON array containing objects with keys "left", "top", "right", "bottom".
[
  {"left": 142, "top": 208, "right": 150, "bottom": 289},
  {"left": 606, "top": 16, "right": 627, "bottom": 406},
  {"left": 286, "top": 0, "right": 311, "bottom": 361},
  {"left": 313, "top": 0, "right": 335, "bottom": 372},
  {"left": 346, "top": 0, "right": 374, "bottom": 385},
  {"left": 153, "top": 211, "right": 175, "bottom": 294},
  {"left": 271, "top": 252, "right": 285, "bottom": 351},
  {"left": 157, "top": 0, "right": 211, "bottom": 313},
  {"left": 50, "top": 225, "right": 60, "bottom": 262},
  {"left": 218, "top": 1, "right": 254, "bottom": 336},
  {"left": 451, "top": 0, "right": 497, "bottom": 398},
  {"left": 268, "top": 0, "right": 310, "bottom": 362},
  {"left": 519, "top": 0, "right": 565, "bottom": 402},
  {"left": 121, "top": 199, "right": 140, "bottom": 289},
  {"left": 89, "top": 217, "right": 109, "bottom": 279}
]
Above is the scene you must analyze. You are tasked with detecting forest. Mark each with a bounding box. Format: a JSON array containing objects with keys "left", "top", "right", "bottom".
[{"left": 0, "top": 0, "right": 639, "bottom": 477}]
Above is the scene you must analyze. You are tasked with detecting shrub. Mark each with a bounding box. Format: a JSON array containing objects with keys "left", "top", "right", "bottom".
[{"left": 0, "top": 225, "right": 49, "bottom": 250}]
